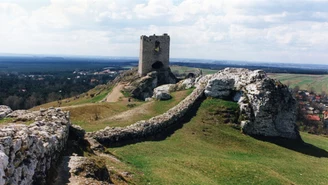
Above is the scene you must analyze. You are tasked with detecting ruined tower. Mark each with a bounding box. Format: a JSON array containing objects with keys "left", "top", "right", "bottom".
[{"left": 138, "top": 33, "right": 170, "bottom": 76}]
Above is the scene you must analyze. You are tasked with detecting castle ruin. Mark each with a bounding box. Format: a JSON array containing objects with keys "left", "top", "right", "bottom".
[{"left": 138, "top": 33, "right": 170, "bottom": 76}]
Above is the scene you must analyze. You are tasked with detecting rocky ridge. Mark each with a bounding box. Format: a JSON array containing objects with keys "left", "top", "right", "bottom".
[
  {"left": 204, "top": 68, "right": 299, "bottom": 139},
  {"left": 0, "top": 108, "right": 70, "bottom": 185}
]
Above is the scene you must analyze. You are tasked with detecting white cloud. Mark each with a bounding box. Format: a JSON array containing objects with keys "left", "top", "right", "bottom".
[{"left": 0, "top": 0, "right": 328, "bottom": 63}]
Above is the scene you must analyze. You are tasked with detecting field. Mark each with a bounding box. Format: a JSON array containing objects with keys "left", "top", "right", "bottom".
[
  {"left": 107, "top": 98, "right": 328, "bottom": 185},
  {"left": 268, "top": 73, "right": 328, "bottom": 94},
  {"left": 170, "top": 65, "right": 217, "bottom": 75}
]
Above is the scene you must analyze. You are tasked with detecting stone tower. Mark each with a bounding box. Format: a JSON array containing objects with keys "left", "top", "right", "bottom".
[{"left": 138, "top": 33, "right": 170, "bottom": 76}]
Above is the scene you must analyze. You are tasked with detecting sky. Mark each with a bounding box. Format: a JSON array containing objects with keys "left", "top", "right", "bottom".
[{"left": 0, "top": 0, "right": 328, "bottom": 64}]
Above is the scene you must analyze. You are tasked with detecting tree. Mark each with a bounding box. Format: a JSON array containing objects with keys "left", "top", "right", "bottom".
[
  {"left": 4, "top": 95, "right": 23, "bottom": 110},
  {"left": 25, "top": 95, "right": 38, "bottom": 109},
  {"left": 292, "top": 85, "right": 300, "bottom": 96},
  {"left": 47, "top": 92, "right": 60, "bottom": 102},
  {"left": 321, "top": 91, "right": 326, "bottom": 97}
]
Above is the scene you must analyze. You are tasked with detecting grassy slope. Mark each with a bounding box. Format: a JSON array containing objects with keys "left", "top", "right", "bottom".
[
  {"left": 269, "top": 73, "right": 328, "bottom": 94},
  {"left": 67, "top": 89, "right": 193, "bottom": 132},
  {"left": 31, "top": 85, "right": 113, "bottom": 110},
  {"left": 108, "top": 99, "right": 328, "bottom": 185}
]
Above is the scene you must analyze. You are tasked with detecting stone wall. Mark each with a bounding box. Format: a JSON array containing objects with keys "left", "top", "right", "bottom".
[
  {"left": 0, "top": 108, "right": 70, "bottom": 185},
  {"left": 87, "top": 82, "right": 207, "bottom": 146}
]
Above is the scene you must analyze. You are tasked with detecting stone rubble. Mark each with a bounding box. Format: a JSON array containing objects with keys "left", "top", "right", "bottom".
[{"left": 0, "top": 108, "right": 70, "bottom": 185}]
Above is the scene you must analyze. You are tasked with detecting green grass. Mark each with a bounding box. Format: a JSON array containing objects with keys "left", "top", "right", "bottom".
[
  {"left": 121, "top": 90, "right": 131, "bottom": 98},
  {"left": 72, "top": 86, "right": 113, "bottom": 105},
  {"left": 31, "top": 85, "right": 113, "bottom": 110},
  {"left": 269, "top": 73, "right": 328, "bottom": 94},
  {"left": 152, "top": 88, "right": 194, "bottom": 115},
  {"left": 0, "top": 117, "right": 34, "bottom": 125},
  {"left": 0, "top": 118, "right": 14, "bottom": 124},
  {"left": 107, "top": 98, "right": 328, "bottom": 185}
]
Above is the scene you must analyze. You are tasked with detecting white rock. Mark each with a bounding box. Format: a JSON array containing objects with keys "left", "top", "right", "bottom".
[
  {"left": 204, "top": 68, "right": 299, "bottom": 139},
  {"left": 181, "top": 78, "right": 195, "bottom": 89},
  {"left": 0, "top": 151, "right": 9, "bottom": 185},
  {"left": 0, "top": 105, "right": 12, "bottom": 119}
]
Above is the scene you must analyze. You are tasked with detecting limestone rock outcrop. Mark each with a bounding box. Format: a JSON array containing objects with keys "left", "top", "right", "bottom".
[
  {"left": 0, "top": 107, "right": 70, "bottom": 185},
  {"left": 119, "top": 68, "right": 177, "bottom": 100},
  {"left": 0, "top": 105, "right": 12, "bottom": 119},
  {"left": 175, "top": 78, "right": 195, "bottom": 90},
  {"left": 204, "top": 68, "right": 299, "bottom": 139},
  {"left": 153, "top": 84, "right": 176, "bottom": 100},
  {"left": 7, "top": 110, "right": 39, "bottom": 122}
]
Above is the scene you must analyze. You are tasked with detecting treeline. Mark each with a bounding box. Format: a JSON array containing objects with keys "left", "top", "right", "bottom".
[{"left": 0, "top": 72, "right": 115, "bottom": 110}]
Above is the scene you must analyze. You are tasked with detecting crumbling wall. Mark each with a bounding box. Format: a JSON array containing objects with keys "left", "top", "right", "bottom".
[
  {"left": 0, "top": 108, "right": 70, "bottom": 185},
  {"left": 88, "top": 82, "right": 207, "bottom": 146}
]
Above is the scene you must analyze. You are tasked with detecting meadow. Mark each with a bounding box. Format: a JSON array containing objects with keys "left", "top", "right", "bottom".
[{"left": 107, "top": 98, "right": 328, "bottom": 185}]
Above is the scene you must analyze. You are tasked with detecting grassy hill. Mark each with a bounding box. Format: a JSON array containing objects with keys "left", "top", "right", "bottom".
[
  {"left": 106, "top": 98, "right": 328, "bottom": 185},
  {"left": 26, "top": 67, "right": 328, "bottom": 184}
]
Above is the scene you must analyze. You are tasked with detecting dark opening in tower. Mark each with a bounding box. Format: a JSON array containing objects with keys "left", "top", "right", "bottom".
[{"left": 152, "top": 61, "right": 164, "bottom": 69}]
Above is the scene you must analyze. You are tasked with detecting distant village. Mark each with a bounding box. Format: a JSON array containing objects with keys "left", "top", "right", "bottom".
[{"left": 295, "top": 90, "right": 328, "bottom": 134}]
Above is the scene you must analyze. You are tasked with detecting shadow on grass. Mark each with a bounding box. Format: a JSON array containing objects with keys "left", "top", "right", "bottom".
[
  {"left": 252, "top": 135, "right": 328, "bottom": 158},
  {"left": 106, "top": 95, "right": 206, "bottom": 148}
]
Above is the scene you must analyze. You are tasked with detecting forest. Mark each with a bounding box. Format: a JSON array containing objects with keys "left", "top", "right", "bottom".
[{"left": 0, "top": 71, "right": 117, "bottom": 110}]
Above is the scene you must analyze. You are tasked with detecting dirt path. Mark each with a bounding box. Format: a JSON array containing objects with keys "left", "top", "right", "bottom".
[
  {"left": 98, "top": 102, "right": 153, "bottom": 123},
  {"left": 60, "top": 103, "right": 97, "bottom": 110},
  {"left": 106, "top": 83, "right": 125, "bottom": 102}
]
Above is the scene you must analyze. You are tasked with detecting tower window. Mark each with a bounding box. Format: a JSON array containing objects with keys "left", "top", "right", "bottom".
[{"left": 155, "top": 41, "right": 160, "bottom": 52}]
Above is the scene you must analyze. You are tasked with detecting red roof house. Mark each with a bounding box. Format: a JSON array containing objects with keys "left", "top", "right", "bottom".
[{"left": 306, "top": 115, "right": 321, "bottom": 121}]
